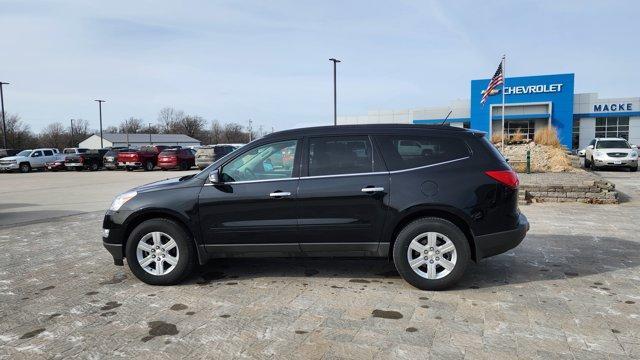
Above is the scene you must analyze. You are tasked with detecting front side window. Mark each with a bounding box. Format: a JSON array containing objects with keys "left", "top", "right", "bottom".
[
  {"left": 308, "top": 136, "right": 373, "bottom": 176},
  {"left": 221, "top": 140, "right": 297, "bottom": 182},
  {"left": 375, "top": 135, "right": 469, "bottom": 171},
  {"left": 32, "top": 151, "right": 43, "bottom": 157}
]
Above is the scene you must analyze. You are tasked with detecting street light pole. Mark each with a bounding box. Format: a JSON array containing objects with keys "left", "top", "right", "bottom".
[
  {"left": 94, "top": 100, "right": 105, "bottom": 148},
  {"left": 70, "top": 119, "right": 75, "bottom": 147},
  {"left": 329, "top": 58, "right": 340, "bottom": 126},
  {"left": 148, "top": 123, "right": 152, "bottom": 144},
  {"left": 0, "top": 82, "right": 10, "bottom": 149}
]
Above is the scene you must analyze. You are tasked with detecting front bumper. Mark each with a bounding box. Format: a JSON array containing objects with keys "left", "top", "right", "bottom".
[
  {"left": 0, "top": 163, "right": 18, "bottom": 171},
  {"left": 594, "top": 157, "right": 637, "bottom": 167},
  {"left": 102, "top": 210, "right": 132, "bottom": 266},
  {"left": 475, "top": 213, "right": 529, "bottom": 260}
]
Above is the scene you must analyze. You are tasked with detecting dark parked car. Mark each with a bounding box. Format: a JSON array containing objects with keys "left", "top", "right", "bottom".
[
  {"left": 158, "top": 148, "right": 196, "bottom": 170},
  {"left": 103, "top": 147, "right": 130, "bottom": 170},
  {"left": 117, "top": 145, "right": 174, "bottom": 171},
  {"left": 103, "top": 125, "right": 528, "bottom": 290}
]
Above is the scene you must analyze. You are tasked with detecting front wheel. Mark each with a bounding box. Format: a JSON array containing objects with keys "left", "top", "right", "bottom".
[
  {"left": 19, "top": 163, "right": 31, "bottom": 173},
  {"left": 393, "top": 217, "right": 470, "bottom": 291},
  {"left": 584, "top": 157, "right": 591, "bottom": 168},
  {"left": 144, "top": 161, "right": 154, "bottom": 171},
  {"left": 125, "top": 218, "right": 195, "bottom": 285},
  {"left": 90, "top": 162, "right": 99, "bottom": 171},
  {"left": 630, "top": 165, "right": 638, "bottom": 172}
]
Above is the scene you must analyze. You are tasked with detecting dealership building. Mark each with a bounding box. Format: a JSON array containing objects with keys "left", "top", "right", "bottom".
[{"left": 337, "top": 73, "right": 640, "bottom": 149}]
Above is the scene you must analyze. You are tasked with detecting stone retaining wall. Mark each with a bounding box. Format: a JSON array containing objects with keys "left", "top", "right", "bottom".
[{"left": 519, "top": 179, "right": 618, "bottom": 204}]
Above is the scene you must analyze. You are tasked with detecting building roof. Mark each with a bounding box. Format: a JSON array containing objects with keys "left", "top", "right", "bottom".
[{"left": 99, "top": 133, "right": 200, "bottom": 143}]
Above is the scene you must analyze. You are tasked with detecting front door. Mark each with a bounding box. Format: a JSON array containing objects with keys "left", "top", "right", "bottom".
[
  {"left": 198, "top": 139, "right": 302, "bottom": 255},
  {"left": 297, "top": 135, "right": 389, "bottom": 254}
]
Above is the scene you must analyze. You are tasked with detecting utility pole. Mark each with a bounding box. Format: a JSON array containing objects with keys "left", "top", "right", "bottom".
[
  {"left": 329, "top": 58, "right": 340, "bottom": 125},
  {"left": 248, "top": 119, "right": 253, "bottom": 142},
  {"left": 94, "top": 99, "right": 105, "bottom": 148},
  {"left": 0, "top": 82, "right": 9, "bottom": 149},
  {"left": 148, "top": 123, "right": 153, "bottom": 144},
  {"left": 125, "top": 119, "right": 130, "bottom": 147},
  {"left": 70, "top": 119, "right": 75, "bottom": 147}
]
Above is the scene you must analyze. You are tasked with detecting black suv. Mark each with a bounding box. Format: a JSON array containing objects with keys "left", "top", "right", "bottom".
[{"left": 103, "top": 124, "right": 528, "bottom": 290}]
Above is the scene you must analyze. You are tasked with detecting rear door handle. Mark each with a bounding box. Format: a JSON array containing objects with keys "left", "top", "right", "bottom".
[
  {"left": 361, "top": 187, "right": 384, "bottom": 193},
  {"left": 269, "top": 191, "right": 292, "bottom": 198}
]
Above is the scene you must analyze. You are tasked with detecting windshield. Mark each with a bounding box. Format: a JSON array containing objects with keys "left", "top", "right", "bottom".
[
  {"left": 160, "top": 150, "right": 177, "bottom": 156},
  {"left": 17, "top": 150, "right": 32, "bottom": 157},
  {"left": 596, "top": 140, "right": 630, "bottom": 149},
  {"left": 63, "top": 149, "right": 76, "bottom": 154}
]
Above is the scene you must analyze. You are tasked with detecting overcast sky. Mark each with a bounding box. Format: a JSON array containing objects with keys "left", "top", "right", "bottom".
[{"left": 1, "top": 0, "right": 639, "bottom": 133}]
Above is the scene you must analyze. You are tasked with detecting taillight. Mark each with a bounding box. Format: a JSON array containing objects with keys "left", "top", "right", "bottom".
[{"left": 485, "top": 170, "right": 519, "bottom": 189}]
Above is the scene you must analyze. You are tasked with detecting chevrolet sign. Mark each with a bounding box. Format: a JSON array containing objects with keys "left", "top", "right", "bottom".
[{"left": 503, "top": 83, "right": 563, "bottom": 95}]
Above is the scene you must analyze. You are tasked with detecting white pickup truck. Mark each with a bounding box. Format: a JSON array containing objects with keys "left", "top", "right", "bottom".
[{"left": 0, "top": 148, "right": 62, "bottom": 173}]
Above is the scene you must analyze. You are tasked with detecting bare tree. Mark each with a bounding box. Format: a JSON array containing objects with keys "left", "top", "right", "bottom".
[
  {"left": 39, "top": 122, "right": 67, "bottom": 149},
  {"left": 222, "top": 122, "right": 249, "bottom": 143},
  {"left": 1, "top": 114, "right": 37, "bottom": 149},
  {"left": 104, "top": 125, "right": 118, "bottom": 133},
  {"left": 157, "top": 107, "right": 185, "bottom": 133},
  {"left": 210, "top": 119, "right": 223, "bottom": 145},
  {"left": 179, "top": 115, "right": 206, "bottom": 138},
  {"left": 119, "top": 117, "right": 144, "bottom": 134}
]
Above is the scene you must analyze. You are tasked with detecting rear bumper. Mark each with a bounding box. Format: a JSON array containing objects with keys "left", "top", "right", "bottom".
[
  {"left": 475, "top": 213, "right": 529, "bottom": 260},
  {"left": 158, "top": 162, "right": 178, "bottom": 168}
]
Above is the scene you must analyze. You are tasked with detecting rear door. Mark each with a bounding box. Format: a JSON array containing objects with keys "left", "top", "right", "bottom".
[{"left": 297, "top": 135, "right": 390, "bottom": 254}]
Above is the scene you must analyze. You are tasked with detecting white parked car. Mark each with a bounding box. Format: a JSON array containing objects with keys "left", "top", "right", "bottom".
[
  {"left": 584, "top": 138, "right": 638, "bottom": 171},
  {"left": 0, "top": 148, "right": 61, "bottom": 173}
]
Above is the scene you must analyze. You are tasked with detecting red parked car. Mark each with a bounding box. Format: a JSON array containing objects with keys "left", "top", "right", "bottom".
[
  {"left": 117, "top": 145, "right": 173, "bottom": 171},
  {"left": 157, "top": 148, "right": 196, "bottom": 171}
]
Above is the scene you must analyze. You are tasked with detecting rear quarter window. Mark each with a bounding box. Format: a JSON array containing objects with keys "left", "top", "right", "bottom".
[{"left": 374, "top": 135, "right": 470, "bottom": 171}]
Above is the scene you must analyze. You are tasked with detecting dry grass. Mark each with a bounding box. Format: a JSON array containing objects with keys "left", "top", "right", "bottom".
[
  {"left": 534, "top": 126, "right": 561, "bottom": 148},
  {"left": 509, "top": 129, "right": 525, "bottom": 144},
  {"left": 547, "top": 146, "right": 572, "bottom": 171},
  {"left": 490, "top": 132, "right": 503, "bottom": 144}
]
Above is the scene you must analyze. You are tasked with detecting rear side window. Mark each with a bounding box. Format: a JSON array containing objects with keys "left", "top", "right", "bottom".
[
  {"left": 308, "top": 136, "right": 373, "bottom": 176},
  {"left": 43, "top": 150, "right": 53, "bottom": 156},
  {"left": 375, "top": 135, "right": 469, "bottom": 171}
]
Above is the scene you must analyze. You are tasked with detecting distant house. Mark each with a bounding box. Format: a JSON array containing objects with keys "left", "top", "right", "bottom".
[{"left": 79, "top": 133, "right": 201, "bottom": 149}]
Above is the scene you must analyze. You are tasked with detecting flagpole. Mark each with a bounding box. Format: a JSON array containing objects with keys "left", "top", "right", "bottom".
[{"left": 501, "top": 55, "right": 506, "bottom": 151}]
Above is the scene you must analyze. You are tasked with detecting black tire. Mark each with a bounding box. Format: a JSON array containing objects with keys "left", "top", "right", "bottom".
[
  {"left": 75, "top": 166, "right": 83, "bottom": 171},
  {"left": 584, "top": 157, "right": 591, "bottom": 168},
  {"left": 125, "top": 166, "right": 133, "bottom": 172},
  {"left": 393, "top": 217, "right": 470, "bottom": 291},
  {"left": 90, "top": 162, "right": 99, "bottom": 171},
  {"left": 590, "top": 160, "right": 598, "bottom": 171},
  {"left": 144, "top": 161, "right": 154, "bottom": 171},
  {"left": 180, "top": 161, "right": 188, "bottom": 171},
  {"left": 630, "top": 166, "right": 638, "bottom": 172},
  {"left": 19, "top": 163, "right": 31, "bottom": 173},
  {"left": 125, "top": 218, "right": 195, "bottom": 285}
]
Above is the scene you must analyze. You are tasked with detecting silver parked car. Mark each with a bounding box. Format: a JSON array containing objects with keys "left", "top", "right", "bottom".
[
  {"left": 195, "top": 144, "right": 243, "bottom": 170},
  {"left": 583, "top": 138, "right": 638, "bottom": 171}
]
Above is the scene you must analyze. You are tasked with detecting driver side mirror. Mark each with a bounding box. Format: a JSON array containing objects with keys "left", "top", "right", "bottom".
[
  {"left": 587, "top": 145, "right": 594, "bottom": 149},
  {"left": 209, "top": 169, "right": 221, "bottom": 184}
]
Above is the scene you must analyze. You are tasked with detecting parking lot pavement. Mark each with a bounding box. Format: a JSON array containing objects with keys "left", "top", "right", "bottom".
[
  {"left": 0, "top": 169, "right": 198, "bottom": 227},
  {"left": 1, "top": 172, "right": 640, "bottom": 359}
]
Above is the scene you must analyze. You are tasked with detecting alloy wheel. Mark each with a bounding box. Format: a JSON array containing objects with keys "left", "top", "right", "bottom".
[
  {"left": 406, "top": 232, "right": 457, "bottom": 280},
  {"left": 136, "top": 231, "right": 180, "bottom": 276}
]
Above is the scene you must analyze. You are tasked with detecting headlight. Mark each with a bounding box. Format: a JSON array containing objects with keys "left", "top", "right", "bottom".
[
  {"left": 109, "top": 191, "right": 137, "bottom": 211},
  {"left": 630, "top": 151, "right": 637, "bottom": 157},
  {"left": 594, "top": 151, "right": 604, "bottom": 157}
]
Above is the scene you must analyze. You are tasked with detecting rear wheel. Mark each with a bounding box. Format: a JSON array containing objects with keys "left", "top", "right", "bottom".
[
  {"left": 19, "top": 163, "right": 31, "bottom": 173},
  {"left": 180, "top": 161, "right": 189, "bottom": 171},
  {"left": 125, "top": 218, "right": 195, "bottom": 285},
  {"left": 90, "top": 162, "right": 99, "bottom": 171},
  {"left": 393, "top": 217, "right": 470, "bottom": 291},
  {"left": 144, "top": 161, "right": 154, "bottom": 171},
  {"left": 75, "top": 166, "right": 83, "bottom": 171},
  {"left": 125, "top": 166, "right": 133, "bottom": 171}
]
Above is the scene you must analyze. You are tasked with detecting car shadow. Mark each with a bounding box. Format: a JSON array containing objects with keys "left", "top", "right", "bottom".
[{"left": 184, "top": 234, "right": 640, "bottom": 290}]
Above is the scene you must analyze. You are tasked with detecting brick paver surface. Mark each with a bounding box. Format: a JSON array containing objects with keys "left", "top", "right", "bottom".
[{"left": 1, "top": 171, "right": 639, "bottom": 359}]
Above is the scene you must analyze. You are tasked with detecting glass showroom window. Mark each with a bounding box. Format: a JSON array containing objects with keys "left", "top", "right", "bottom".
[
  {"left": 595, "top": 117, "right": 629, "bottom": 140},
  {"left": 572, "top": 118, "right": 580, "bottom": 149}
]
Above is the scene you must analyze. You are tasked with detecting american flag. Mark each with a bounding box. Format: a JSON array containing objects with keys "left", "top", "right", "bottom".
[{"left": 481, "top": 59, "right": 504, "bottom": 104}]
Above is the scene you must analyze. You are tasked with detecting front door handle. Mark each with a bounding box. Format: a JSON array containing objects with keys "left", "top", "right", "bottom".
[
  {"left": 269, "top": 191, "right": 292, "bottom": 198},
  {"left": 361, "top": 187, "right": 385, "bottom": 193}
]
